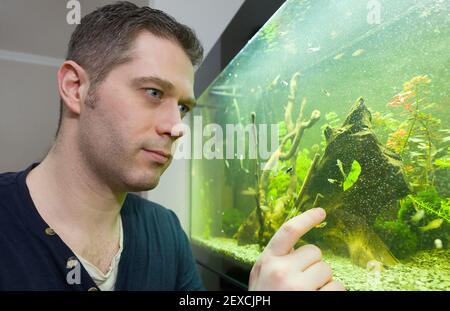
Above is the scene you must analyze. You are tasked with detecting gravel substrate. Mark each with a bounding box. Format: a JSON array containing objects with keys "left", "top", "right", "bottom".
[{"left": 192, "top": 236, "right": 450, "bottom": 291}]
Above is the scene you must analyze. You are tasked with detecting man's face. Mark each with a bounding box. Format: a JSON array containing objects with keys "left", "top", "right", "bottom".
[{"left": 78, "top": 31, "right": 195, "bottom": 192}]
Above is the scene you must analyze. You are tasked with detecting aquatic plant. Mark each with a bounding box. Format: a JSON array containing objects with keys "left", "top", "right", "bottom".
[
  {"left": 331, "top": 159, "right": 362, "bottom": 191},
  {"left": 395, "top": 187, "right": 449, "bottom": 251},
  {"left": 386, "top": 75, "right": 450, "bottom": 190},
  {"left": 222, "top": 208, "right": 246, "bottom": 236},
  {"left": 434, "top": 146, "right": 450, "bottom": 169},
  {"left": 371, "top": 111, "right": 402, "bottom": 143},
  {"left": 407, "top": 193, "right": 450, "bottom": 224},
  {"left": 256, "top": 18, "right": 280, "bottom": 52}
]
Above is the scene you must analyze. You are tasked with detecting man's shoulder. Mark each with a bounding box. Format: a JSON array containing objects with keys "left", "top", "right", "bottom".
[
  {"left": 0, "top": 170, "right": 20, "bottom": 187},
  {"left": 0, "top": 169, "right": 24, "bottom": 209},
  {"left": 0, "top": 164, "right": 36, "bottom": 193}
]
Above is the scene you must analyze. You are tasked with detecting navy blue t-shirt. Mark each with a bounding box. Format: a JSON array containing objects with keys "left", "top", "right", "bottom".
[{"left": 0, "top": 163, "right": 204, "bottom": 291}]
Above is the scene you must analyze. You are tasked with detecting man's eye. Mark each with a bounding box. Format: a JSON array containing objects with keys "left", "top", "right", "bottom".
[
  {"left": 178, "top": 104, "right": 190, "bottom": 116},
  {"left": 145, "top": 88, "right": 163, "bottom": 99}
]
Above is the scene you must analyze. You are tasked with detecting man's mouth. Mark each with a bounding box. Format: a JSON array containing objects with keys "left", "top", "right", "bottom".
[{"left": 142, "top": 148, "right": 171, "bottom": 164}]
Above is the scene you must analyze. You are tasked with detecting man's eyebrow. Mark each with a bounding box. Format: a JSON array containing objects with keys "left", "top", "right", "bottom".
[
  {"left": 181, "top": 97, "right": 197, "bottom": 108},
  {"left": 131, "top": 76, "right": 174, "bottom": 91}
]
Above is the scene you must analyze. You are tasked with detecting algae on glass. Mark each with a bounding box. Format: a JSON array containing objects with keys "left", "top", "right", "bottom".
[{"left": 191, "top": 0, "right": 450, "bottom": 290}]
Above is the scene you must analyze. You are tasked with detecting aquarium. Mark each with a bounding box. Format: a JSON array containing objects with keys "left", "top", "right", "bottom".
[{"left": 190, "top": 0, "right": 450, "bottom": 290}]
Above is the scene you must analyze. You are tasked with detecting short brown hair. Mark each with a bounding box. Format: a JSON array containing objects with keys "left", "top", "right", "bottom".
[{"left": 56, "top": 1, "right": 203, "bottom": 136}]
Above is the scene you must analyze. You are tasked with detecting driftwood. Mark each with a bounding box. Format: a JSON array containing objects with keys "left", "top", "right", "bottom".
[{"left": 234, "top": 72, "right": 321, "bottom": 246}]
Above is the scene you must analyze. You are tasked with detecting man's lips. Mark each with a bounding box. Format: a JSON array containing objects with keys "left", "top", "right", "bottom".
[{"left": 142, "top": 148, "right": 171, "bottom": 164}]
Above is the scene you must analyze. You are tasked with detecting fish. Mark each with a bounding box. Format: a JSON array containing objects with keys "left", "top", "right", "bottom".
[
  {"left": 241, "top": 187, "right": 257, "bottom": 196},
  {"left": 327, "top": 178, "right": 338, "bottom": 184},
  {"left": 307, "top": 46, "right": 321, "bottom": 53},
  {"left": 434, "top": 239, "right": 443, "bottom": 249},
  {"left": 322, "top": 89, "right": 331, "bottom": 97},
  {"left": 269, "top": 75, "right": 281, "bottom": 88},
  {"left": 352, "top": 49, "right": 365, "bottom": 57},
  {"left": 419, "top": 218, "right": 444, "bottom": 231},
  {"left": 420, "top": 9, "right": 431, "bottom": 18},
  {"left": 281, "top": 80, "right": 288, "bottom": 87},
  {"left": 315, "top": 221, "right": 327, "bottom": 228},
  {"left": 333, "top": 53, "right": 345, "bottom": 60},
  {"left": 410, "top": 209, "right": 425, "bottom": 222},
  {"left": 285, "top": 167, "right": 294, "bottom": 174}
]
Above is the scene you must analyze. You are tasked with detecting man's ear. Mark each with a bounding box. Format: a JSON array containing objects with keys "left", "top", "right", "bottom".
[{"left": 57, "top": 60, "right": 90, "bottom": 116}]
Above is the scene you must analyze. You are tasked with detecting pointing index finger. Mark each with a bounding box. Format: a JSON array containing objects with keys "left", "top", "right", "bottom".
[{"left": 265, "top": 208, "right": 326, "bottom": 256}]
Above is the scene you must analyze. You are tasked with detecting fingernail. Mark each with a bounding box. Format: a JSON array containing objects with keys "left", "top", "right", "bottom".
[{"left": 315, "top": 207, "right": 326, "bottom": 217}]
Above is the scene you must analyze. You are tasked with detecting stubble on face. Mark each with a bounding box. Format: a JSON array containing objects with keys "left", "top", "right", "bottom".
[
  {"left": 76, "top": 33, "right": 194, "bottom": 194},
  {"left": 78, "top": 90, "right": 172, "bottom": 193}
]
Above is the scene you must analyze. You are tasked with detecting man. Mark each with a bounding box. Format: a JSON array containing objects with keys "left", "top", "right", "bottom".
[{"left": 0, "top": 1, "right": 344, "bottom": 291}]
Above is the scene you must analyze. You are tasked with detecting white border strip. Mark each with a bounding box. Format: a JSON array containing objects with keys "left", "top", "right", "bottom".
[{"left": 0, "top": 49, "right": 64, "bottom": 68}]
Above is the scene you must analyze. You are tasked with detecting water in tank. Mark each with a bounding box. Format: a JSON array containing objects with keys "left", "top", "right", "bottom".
[{"left": 190, "top": 0, "right": 450, "bottom": 290}]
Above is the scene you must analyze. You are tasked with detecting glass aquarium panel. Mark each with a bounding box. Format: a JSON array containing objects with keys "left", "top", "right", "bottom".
[{"left": 191, "top": 0, "right": 449, "bottom": 290}]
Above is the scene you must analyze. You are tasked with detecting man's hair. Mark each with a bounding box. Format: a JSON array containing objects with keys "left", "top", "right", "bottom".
[{"left": 56, "top": 1, "right": 203, "bottom": 136}]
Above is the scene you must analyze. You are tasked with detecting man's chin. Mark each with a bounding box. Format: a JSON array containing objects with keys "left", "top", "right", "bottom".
[
  {"left": 125, "top": 183, "right": 158, "bottom": 193},
  {"left": 123, "top": 173, "right": 161, "bottom": 192},
  {"left": 120, "top": 163, "right": 167, "bottom": 192}
]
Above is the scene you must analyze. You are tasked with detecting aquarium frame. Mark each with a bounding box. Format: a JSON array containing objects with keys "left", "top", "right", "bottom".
[{"left": 191, "top": 0, "right": 286, "bottom": 291}]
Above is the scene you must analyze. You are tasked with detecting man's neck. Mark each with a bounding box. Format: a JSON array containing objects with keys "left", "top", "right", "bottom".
[
  {"left": 25, "top": 140, "right": 125, "bottom": 272},
  {"left": 27, "top": 145, "right": 126, "bottom": 229}
]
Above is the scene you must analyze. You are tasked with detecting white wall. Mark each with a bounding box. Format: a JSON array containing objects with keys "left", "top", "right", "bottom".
[{"left": 152, "top": 0, "right": 244, "bottom": 56}]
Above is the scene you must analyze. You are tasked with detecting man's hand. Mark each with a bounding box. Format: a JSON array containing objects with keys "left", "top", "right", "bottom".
[{"left": 248, "top": 208, "right": 345, "bottom": 291}]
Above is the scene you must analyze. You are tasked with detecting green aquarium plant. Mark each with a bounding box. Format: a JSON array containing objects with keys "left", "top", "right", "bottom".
[
  {"left": 396, "top": 187, "right": 449, "bottom": 251},
  {"left": 386, "top": 75, "right": 450, "bottom": 191},
  {"left": 221, "top": 208, "right": 247, "bottom": 236},
  {"left": 434, "top": 146, "right": 450, "bottom": 169},
  {"left": 329, "top": 159, "right": 362, "bottom": 191}
]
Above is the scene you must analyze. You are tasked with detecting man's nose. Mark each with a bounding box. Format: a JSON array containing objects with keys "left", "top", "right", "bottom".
[{"left": 155, "top": 100, "right": 184, "bottom": 140}]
